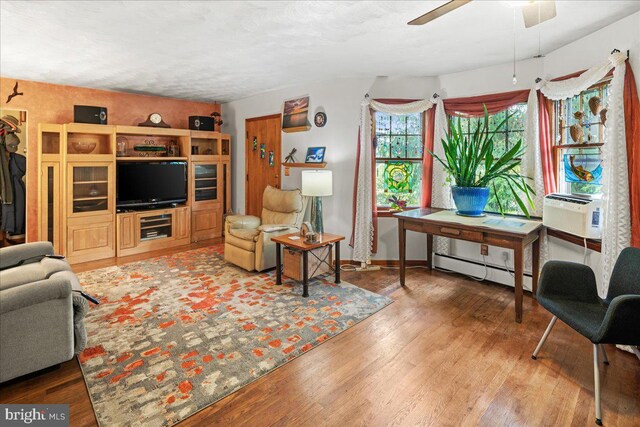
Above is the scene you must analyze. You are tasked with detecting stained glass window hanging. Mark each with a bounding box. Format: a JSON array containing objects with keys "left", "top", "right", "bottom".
[{"left": 383, "top": 161, "right": 415, "bottom": 193}]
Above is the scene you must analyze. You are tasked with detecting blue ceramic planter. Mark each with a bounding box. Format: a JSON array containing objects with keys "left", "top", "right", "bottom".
[{"left": 451, "top": 186, "right": 490, "bottom": 217}]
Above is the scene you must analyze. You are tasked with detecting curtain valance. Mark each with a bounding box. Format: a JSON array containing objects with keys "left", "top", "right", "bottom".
[
  {"left": 444, "top": 89, "right": 530, "bottom": 117},
  {"left": 538, "top": 52, "right": 626, "bottom": 100}
]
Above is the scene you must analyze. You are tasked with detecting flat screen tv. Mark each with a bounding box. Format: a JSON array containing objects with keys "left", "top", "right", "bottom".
[{"left": 116, "top": 161, "right": 187, "bottom": 209}]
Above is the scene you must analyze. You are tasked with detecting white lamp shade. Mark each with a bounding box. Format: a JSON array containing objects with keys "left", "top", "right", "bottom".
[{"left": 301, "top": 170, "right": 333, "bottom": 196}]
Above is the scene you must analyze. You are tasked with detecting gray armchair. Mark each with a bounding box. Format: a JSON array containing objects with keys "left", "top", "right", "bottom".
[
  {"left": 0, "top": 242, "right": 89, "bottom": 383},
  {"left": 531, "top": 247, "right": 640, "bottom": 426}
]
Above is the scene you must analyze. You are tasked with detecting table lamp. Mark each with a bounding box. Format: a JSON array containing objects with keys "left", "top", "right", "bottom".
[{"left": 301, "top": 170, "right": 332, "bottom": 233}]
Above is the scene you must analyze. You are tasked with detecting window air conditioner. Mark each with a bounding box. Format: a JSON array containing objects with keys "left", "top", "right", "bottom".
[{"left": 542, "top": 193, "right": 603, "bottom": 239}]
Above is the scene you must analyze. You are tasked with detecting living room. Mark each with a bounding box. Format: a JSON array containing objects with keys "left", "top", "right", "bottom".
[{"left": 1, "top": 1, "right": 639, "bottom": 426}]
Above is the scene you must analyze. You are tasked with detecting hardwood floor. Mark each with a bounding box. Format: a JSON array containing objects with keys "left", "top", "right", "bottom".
[{"left": 1, "top": 242, "right": 639, "bottom": 426}]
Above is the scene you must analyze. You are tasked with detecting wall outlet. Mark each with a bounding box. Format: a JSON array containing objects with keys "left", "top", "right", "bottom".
[
  {"left": 480, "top": 244, "right": 489, "bottom": 256},
  {"left": 501, "top": 251, "right": 509, "bottom": 262}
]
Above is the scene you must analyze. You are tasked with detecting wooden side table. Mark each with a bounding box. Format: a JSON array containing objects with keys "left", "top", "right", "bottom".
[{"left": 271, "top": 233, "right": 345, "bottom": 297}]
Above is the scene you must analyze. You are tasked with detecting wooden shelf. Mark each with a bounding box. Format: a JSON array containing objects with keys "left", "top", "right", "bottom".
[
  {"left": 116, "top": 157, "right": 188, "bottom": 161},
  {"left": 282, "top": 125, "right": 312, "bottom": 133},
  {"left": 190, "top": 130, "right": 222, "bottom": 139},
  {"left": 73, "top": 196, "right": 108, "bottom": 202},
  {"left": 282, "top": 162, "right": 327, "bottom": 169},
  {"left": 191, "top": 155, "right": 219, "bottom": 162},
  {"left": 67, "top": 123, "right": 114, "bottom": 134},
  {"left": 115, "top": 125, "right": 190, "bottom": 137},
  {"left": 552, "top": 143, "right": 604, "bottom": 149},
  {"left": 73, "top": 180, "right": 108, "bottom": 185}
]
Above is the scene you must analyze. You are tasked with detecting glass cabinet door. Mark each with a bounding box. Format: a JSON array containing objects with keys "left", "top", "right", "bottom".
[
  {"left": 194, "top": 163, "right": 219, "bottom": 202},
  {"left": 40, "top": 162, "right": 61, "bottom": 253},
  {"left": 68, "top": 163, "right": 112, "bottom": 215}
]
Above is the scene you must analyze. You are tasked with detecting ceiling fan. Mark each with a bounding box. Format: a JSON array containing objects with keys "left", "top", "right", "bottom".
[{"left": 407, "top": 0, "right": 557, "bottom": 28}]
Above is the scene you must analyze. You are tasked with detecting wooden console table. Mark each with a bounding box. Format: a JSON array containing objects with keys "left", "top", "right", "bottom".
[{"left": 394, "top": 208, "right": 543, "bottom": 323}]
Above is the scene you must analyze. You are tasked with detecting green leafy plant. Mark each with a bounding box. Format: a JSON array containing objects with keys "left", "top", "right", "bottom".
[{"left": 428, "top": 105, "right": 535, "bottom": 217}]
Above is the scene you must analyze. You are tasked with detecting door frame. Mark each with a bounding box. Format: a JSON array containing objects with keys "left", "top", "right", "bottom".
[{"left": 245, "top": 113, "right": 282, "bottom": 214}]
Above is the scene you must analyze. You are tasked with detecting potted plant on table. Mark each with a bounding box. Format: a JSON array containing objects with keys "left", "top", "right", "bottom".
[{"left": 428, "top": 105, "right": 535, "bottom": 217}]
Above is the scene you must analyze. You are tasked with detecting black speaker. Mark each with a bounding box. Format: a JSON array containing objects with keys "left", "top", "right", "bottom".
[
  {"left": 189, "top": 115, "right": 215, "bottom": 131},
  {"left": 74, "top": 105, "right": 108, "bottom": 124}
]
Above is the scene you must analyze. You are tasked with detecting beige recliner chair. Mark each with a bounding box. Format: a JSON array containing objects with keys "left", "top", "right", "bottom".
[{"left": 225, "top": 186, "right": 307, "bottom": 271}]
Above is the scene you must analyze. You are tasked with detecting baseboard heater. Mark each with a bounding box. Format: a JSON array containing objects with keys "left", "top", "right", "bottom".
[{"left": 433, "top": 252, "right": 533, "bottom": 291}]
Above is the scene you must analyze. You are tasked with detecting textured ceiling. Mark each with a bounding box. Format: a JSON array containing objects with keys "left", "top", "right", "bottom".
[{"left": 1, "top": 1, "right": 639, "bottom": 103}]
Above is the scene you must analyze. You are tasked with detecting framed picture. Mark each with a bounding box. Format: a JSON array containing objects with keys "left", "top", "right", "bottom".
[
  {"left": 305, "top": 146, "right": 326, "bottom": 163},
  {"left": 282, "top": 96, "right": 311, "bottom": 133}
]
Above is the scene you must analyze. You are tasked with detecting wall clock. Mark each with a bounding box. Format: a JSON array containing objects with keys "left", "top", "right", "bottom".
[
  {"left": 138, "top": 112, "right": 171, "bottom": 128},
  {"left": 314, "top": 112, "right": 327, "bottom": 127}
]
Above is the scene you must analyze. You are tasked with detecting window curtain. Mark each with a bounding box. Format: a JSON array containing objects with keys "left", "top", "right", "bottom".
[
  {"left": 537, "top": 90, "right": 557, "bottom": 194},
  {"left": 537, "top": 51, "right": 628, "bottom": 294},
  {"left": 422, "top": 107, "right": 436, "bottom": 208},
  {"left": 522, "top": 89, "right": 551, "bottom": 266},
  {"left": 624, "top": 62, "right": 640, "bottom": 248},
  {"left": 431, "top": 98, "right": 453, "bottom": 255},
  {"left": 443, "top": 90, "right": 529, "bottom": 117},
  {"left": 351, "top": 97, "right": 434, "bottom": 264}
]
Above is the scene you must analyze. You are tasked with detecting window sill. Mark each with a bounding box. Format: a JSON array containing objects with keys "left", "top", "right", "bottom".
[
  {"left": 547, "top": 228, "right": 601, "bottom": 252},
  {"left": 377, "top": 208, "right": 419, "bottom": 218}
]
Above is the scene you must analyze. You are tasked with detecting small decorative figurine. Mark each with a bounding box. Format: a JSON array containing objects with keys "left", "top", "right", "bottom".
[
  {"left": 570, "top": 111, "right": 585, "bottom": 143},
  {"left": 588, "top": 96, "right": 603, "bottom": 116},
  {"left": 284, "top": 148, "right": 297, "bottom": 163},
  {"left": 210, "top": 112, "right": 224, "bottom": 130},
  {"left": 388, "top": 195, "right": 407, "bottom": 212}
]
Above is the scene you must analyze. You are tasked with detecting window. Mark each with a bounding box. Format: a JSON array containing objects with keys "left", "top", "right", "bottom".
[
  {"left": 448, "top": 104, "right": 527, "bottom": 215},
  {"left": 374, "top": 112, "right": 423, "bottom": 208},
  {"left": 554, "top": 79, "right": 610, "bottom": 196}
]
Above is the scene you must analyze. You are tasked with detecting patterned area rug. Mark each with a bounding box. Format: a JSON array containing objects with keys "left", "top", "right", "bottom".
[{"left": 77, "top": 245, "right": 392, "bottom": 426}]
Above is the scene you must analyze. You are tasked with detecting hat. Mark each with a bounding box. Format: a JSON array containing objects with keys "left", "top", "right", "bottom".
[
  {"left": 0, "top": 115, "right": 21, "bottom": 133},
  {"left": 5, "top": 133, "right": 20, "bottom": 153}
]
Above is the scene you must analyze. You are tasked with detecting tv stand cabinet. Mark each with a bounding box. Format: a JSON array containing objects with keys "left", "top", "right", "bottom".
[
  {"left": 37, "top": 124, "right": 231, "bottom": 264},
  {"left": 117, "top": 206, "right": 190, "bottom": 257}
]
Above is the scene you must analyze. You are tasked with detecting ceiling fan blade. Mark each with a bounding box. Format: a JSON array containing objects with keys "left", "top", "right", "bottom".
[
  {"left": 408, "top": 0, "right": 472, "bottom": 26},
  {"left": 522, "top": 1, "right": 556, "bottom": 28}
]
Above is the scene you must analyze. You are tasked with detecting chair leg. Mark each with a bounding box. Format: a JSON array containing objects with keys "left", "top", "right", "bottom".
[
  {"left": 593, "top": 344, "right": 603, "bottom": 426},
  {"left": 532, "top": 316, "right": 558, "bottom": 360},
  {"left": 600, "top": 344, "right": 609, "bottom": 365}
]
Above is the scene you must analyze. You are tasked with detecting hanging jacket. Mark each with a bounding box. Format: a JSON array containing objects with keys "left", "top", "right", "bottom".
[
  {"left": 0, "top": 133, "right": 13, "bottom": 205},
  {"left": 1, "top": 152, "right": 26, "bottom": 234}
]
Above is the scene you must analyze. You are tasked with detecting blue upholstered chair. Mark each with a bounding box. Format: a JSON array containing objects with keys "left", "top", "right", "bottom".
[{"left": 531, "top": 247, "right": 640, "bottom": 426}]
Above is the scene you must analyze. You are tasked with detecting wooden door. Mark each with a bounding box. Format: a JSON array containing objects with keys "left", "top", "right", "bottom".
[
  {"left": 245, "top": 114, "right": 281, "bottom": 217},
  {"left": 175, "top": 207, "right": 190, "bottom": 240}
]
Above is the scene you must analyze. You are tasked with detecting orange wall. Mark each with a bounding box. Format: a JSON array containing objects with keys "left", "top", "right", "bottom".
[{"left": 0, "top": 77, "right": 221, "bottom": 242}]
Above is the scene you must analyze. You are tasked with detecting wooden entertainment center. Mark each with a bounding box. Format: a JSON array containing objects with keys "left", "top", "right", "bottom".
[{"left": 37, "top": 123, "right": 231, "bottom": 264}]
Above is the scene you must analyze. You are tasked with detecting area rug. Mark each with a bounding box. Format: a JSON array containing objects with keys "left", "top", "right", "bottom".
[{"left": 77, "top": 245, "right": 391, "bottom": 426}]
